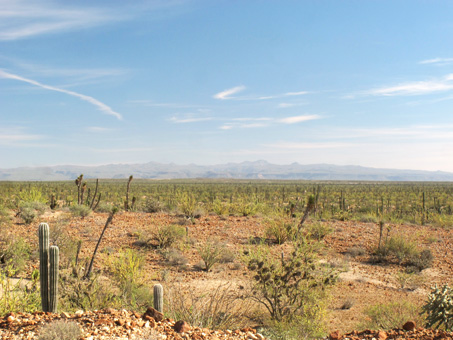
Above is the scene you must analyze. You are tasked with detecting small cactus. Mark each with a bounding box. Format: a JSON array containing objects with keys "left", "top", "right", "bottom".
[
  {"left": 153, "top": 284, "right": 164, "bottom": 313},
  {"left": 38, "top": 223, "right": 59, "bottom": 313},
  {"left": 49, "top": 245, "right": 59, "bottom": 313},
  {"left": 38, "top": 223, "right": 49, "bottom": 312}
]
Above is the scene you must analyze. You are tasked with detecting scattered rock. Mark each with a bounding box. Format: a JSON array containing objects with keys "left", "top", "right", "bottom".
[
  {"left": 143, "top": 307, "right": 164, "bottom": 322},
  {"left": 174, "top": 320, "right": 191, "bottom": 333},
  {"left": 403, "top": 320, "right": 416, "bottom": 331},
  {"left": 377, "top": 330, "right": 387, "bottom": 340},
  {"left": 329, "top": 330, "right": 341, "bottom": 339}
]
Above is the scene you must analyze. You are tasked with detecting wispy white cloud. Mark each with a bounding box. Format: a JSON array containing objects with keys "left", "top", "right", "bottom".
[
  {"left": 130, "top": 100, "right": 206, "bottom": 109},
  {"left": 220, "top": 122, "right": 268, "bottom": 130},
  {"left": 220, "top": 114, "right": 321, "bottom": 130},
  {"left": 278, "top": 103, "right": 296, "bottom": 108},
  {"left": 278, "top": 115, "right": 320, "bottom": 124},
  {"left": 360, "top": 74, "right": 453, "bottom": 97},
  {"left": 213, "top": 85, "right": 309, "bottom": 101},
  {"left": 85, "top": 126, "right": 113, "bottom": 133},
  {"left": 284, "top": 91, "right": 309, "bottom": 96},
  {"left": 0, "top": 127, "right": 43, "bottom": 145},
  {"left": 419, "top": 58, "right": 453, "bottom": 65},
  {"left": 0, "top": 1, "right": 122, "bottom": 41},
  {"left": 170, "top": 116, "right": 212, "bottom": 123},
  {"left": 231, "top": 117, "right": 272, "bottom": 122},
  {"left": 263, "top": 142, "right": 351, "bottom": 149},
  {"left": 0, "top": 70, "right": 122, "bottom": 120},
  {"left": 213, "top": 85, "right": 246, "bottom": 100}
]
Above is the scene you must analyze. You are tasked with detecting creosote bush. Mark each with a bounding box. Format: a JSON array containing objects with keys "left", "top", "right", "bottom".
[
  {"left": 153, "top": 225, "right": 185, "bottom": 249},
  {"left": 264, "top": 218, "right": 296, "bottom": 245},
  {"left": 69, "top": 204, "right": 92, "bottom": 218},
  {"left": 197, "top": 241, "right": 231, "bottom": 272},
  {"left": 18, "top": 201, "right": 46, "bottom": 224}
]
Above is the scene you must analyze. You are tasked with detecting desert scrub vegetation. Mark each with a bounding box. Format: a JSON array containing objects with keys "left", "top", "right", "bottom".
[
  {"left": 197, "top": 240, "right": 235, "bottom": 271},
  {"left": 246, "top": 237, "right": 337, "bottom": 338},
  {"left": 166, "top": 282, "right": 253, "bottom": 330},
  {"left": 359, "top": 300, "right": 425, "bottom": 330},
  {"left": 0, "top": 266, "right": 41, "bottom": 315},
  {"left": 38, "top": 320, "right": 81, "bottom": 340},
  {"left": 373, "top": 229, "right": 433, "bottom": 271},
  {"left": 264, "top": 218, "right": 296, "bottom": 244},
  {"left": 4, "top": 180, "right": 453, "bottom": 226},
  {"left": 422, "top": 284, "right": 453, "bottom": 331},
  {"left": 152, "top": 224, "right": 186, "bottom": 249}
]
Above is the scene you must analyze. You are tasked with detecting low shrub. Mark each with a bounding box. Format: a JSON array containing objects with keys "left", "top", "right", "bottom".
[
  {"left": 162, "top": 248, "right": 188, "bottom": 266},
  {"left": 153, "top": 225, "right": 185, "bottom": 249},
  {"left": 166, "top": 282, "right": 253, "bottom": 330},
  {"left": 264, "top": 219, "right": 296, "bottom": 245},
  {"left": 38, "top": 320, "right": 81, "bottom": 340},
  {"left": 197, "top": 241, "right": 230, "bottom": 272},
  {"left": 69, "top": 204, "right": 92, "bottom": 218},
  {"left": 359, "top": 300, "right": 424, "bottom": 330},
  {"left": 145, "top": 199, "right": 166, "bottom": 213},
  {"left": 306, "top": 222, "right": 332, "bottom": 241},
  {"left": 1, "top": 236, "right": 32, "bottom": 274},
  {"left": 18, "top": 201, "right": 46, "bottom": 224},
  {"left": 0, "top": 267, "right": 41, "bottom": 316}
]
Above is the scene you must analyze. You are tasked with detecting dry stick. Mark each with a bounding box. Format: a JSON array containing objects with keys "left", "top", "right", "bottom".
[
  {"left": 84, "top": 211, "right": 116, "bottom": 279},
  {"left": 90, "top": 179, "right": 99, "bottom": 209}
]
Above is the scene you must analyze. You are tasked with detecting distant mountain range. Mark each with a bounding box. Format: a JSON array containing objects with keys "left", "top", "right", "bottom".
[{"left": 1, "top": 160, "right": 453, "bottom": 181}]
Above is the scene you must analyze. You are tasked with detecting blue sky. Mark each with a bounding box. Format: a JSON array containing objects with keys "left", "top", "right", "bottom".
[{"left": 2, "top": 0, "right": 453, "bottom": 171}]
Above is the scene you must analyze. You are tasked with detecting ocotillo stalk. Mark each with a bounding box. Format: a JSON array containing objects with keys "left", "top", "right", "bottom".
[
  {"left": 49, "top": 245, "right": 59, "bottom": 313},
  {"left": 153, "top": 284, "right": 164, "bottom": 313},
  {"left": 38, "top": 223, "right": 49, "bottom": 312}
]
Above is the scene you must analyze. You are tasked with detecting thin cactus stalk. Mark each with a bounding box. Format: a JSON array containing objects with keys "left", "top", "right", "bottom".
[
  {"left": 38, "top": 223, "right": 49, "bottom": 312},
  {"left": 153, "top": 284, "right": 164, "bottom": 313},
  {"left": 49, "top": 245, "right": 59, "bottom": 313}
]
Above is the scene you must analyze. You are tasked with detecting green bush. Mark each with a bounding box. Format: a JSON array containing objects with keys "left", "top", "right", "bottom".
[
  {"left": 38, "top": 320, "right": 81, "bottom": 340},
  {"left": 69, "top": 204, "right": 92, "bottom": 218},
  {"left": 1, "top": 236, "right": 32, "bottom": 274},
  {"left": 153, "top": 225, "right": 185, "bottom": 249},
  {"left": 145, "top": 199, "right": 166, "bottom": 213},
  {"left": 18, "top": 201, "right": 46, "bottom": 224},
  {"left": 0, "top": 267, "right": 41, "bottom": 316},
  {"left": 247, "top": 238, "right": 336, "bottom": 324},
  {"left": 197, "top": 241, "right": 230, "bottom": 272},
  {"left": 265, "top": 219, "right": 296, "bottom": 245},
  {"left": 359, "top": 300, "right": 424, "bottom": 330},
  {"left": 422, "top": 284, "right": 453, "bottom": 331},
  {"left": 306, "top": 222, "right": 332, "bottom": 241}
]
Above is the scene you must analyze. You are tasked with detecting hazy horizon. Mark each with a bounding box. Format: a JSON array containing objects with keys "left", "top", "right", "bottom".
[{"left": 2, "top": 1, "right": 453, "bottom": 172}]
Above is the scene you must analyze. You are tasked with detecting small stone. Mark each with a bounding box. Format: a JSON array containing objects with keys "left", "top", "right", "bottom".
[
  {"left": 247, "top": 331, "right": 258, "bottom": 339},
  {"left": 403, "top": 320, "right": 416, "bottom": 331},
  {"left": 329, "top": 330, "right": 341, "bottom": 340},
  {"left": 174, "top": 320, "right": 191, "bottom": 333},
  {"left": 143, "top": 307, "right": 164, "bottom": 322},
  {"left": 377, "top": 330, "right": 387, "bottom": 340},
  {"left": 6, "top": 315, "right": 14, "bottom": 323},
  {"left": 60, "top": 312, "right": 71, "bottom": 319},
  {"left": 75, "top": 310, "right": 84, "bottom": 317},
  {"left": 256, "top": 334, "right": 265, "bottom": 340}
]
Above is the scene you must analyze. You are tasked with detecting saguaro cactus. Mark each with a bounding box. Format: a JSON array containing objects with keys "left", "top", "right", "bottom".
[
  {"left": 38, "top": 223, "right": 49, "bottom": 312},
  {"left": 153, "top": 284, "right": 164, "bottom": 313},
  {"left": 38, "top": 223, "right": 59, "bottom": 313},
  {"left": 49, "top": 245, "right": 59, "bottom": 313}
]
